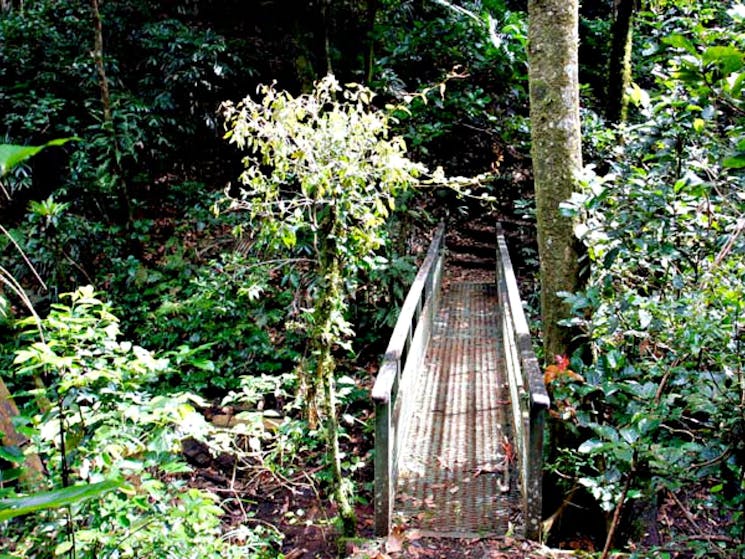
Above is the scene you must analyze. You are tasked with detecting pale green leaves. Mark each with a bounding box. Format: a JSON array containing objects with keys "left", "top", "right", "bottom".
[
  {"left": 221, "top": 75, "right": 425, "bottom": 264},
  {"left": 728, "top": 3, "right": 745, "bottom": 22},
  {"left": 723, "top": 137, "right": 745, "bottom": 169},
  {"left": 13, "top": 286, "right": 167, "bottom": 391}
]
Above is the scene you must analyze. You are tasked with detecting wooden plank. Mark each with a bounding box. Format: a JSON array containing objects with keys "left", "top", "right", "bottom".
[
  {"left": 379, "top": 223, "right": 445, "bottom": 363},
  {"left": 392, "top": 293, "right": 434, "bottom": 471},
  {"left": 524, "top": 352, "right": 546, "bottom": 540}
]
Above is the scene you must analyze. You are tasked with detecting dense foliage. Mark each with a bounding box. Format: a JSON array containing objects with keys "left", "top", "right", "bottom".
[
  {"left": 550, "top": 1, "right": 745, "bottom": 555},
  {"left": 2, "top": 287, "right": 280, "bottom": 557},
  {"left": 220, "top": 75, "right": 435, "bottom": 533},
  {"left": 1, "top": 0, "right": 743, "bottom": 556}
]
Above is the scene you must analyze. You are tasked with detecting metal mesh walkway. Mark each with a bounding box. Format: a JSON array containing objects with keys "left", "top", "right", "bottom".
[{"left": 394, "top": 283, "right": 520, "bottom": 535}]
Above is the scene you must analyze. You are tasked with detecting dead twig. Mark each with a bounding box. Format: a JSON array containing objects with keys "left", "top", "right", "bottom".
[
  {"left": 691, "top": 447, "right": 731, "bottom": 470},
  {"left": 601, "top": 471, "right": 633, "bottom": 559},
  {"left": 668, "top": 489, "right": 728, "bottom": 559},
  {"left": 668, "top": 488, "right": 703, "bottom": 534},
  {"left": 679, "top": 534, "right": 738, "bottom": 544}
]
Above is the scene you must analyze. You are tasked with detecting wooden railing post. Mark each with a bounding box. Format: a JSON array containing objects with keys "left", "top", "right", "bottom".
[
  {"left": 374, "top": 365, "right": 394, "bottom": 536},
  {"left": 522, "top": 351, "right": 549, "bottom": 540}
]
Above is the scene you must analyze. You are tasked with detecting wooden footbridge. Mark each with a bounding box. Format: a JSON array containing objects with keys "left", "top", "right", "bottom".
[{"left": 371, "top": 222, "right": 549, "bottom": 540}]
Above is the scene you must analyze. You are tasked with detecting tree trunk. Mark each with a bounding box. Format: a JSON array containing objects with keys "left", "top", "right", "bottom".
[
  {"left": 1, "top": 0, "right": 22, "bottom": 13},
  {"left": 364, "top": 0, "right": 379, "bottom": 84},
  {"left": 527, "top": 0, "right": 583, "bottom": 361},
  {"left": 606, "top": 0, "right": 636, "bottom": 123},
  {"left": 0, "top": 376, "right": 45, "bottom": 483},
  {"left": 91, "top": 0, "right": 112, "bottom": 124},
  {"left": 90, "top": 0, "right": 132, "bottom": 223},
  {"left": 312, "top": 256, "right": 357, "bottom": 535},
  {"left": 321, "top": 0, "right": 333, "bottom": 76},
  {"left": 302, "top": 210, "right": 357, "bottom": 535}
]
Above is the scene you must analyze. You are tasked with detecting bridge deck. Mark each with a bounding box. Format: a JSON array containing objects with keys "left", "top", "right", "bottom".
[{"left": 394, "top": 282, "right": 520, "bottom": 535}]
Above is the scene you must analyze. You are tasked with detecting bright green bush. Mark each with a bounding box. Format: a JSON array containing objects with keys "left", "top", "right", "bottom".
[{"left": 2, "top": 287, "right": 281, "bottom": 558}]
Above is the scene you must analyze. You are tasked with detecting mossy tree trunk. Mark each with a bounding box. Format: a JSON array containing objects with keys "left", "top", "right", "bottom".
[
  {"left": 314, "top": 259, "right": 357, "bottom": 535},
  {"left": 364, "top": 0, "right": 379, "bottom": 84},
  {"left": 0, "top": 376, "right": 45, "bottom": 483},
  {"left": 90, "top": 0, "right": 132, "bottom": 224},
  {"left": 606, "top": 0, "right": 637, "bottom": 123},
  {"left": 527, "top": 0, "right": 583, "bottom": 362},
  {"left": 310, "top": 225, "right": 357, "bottom": 536}
]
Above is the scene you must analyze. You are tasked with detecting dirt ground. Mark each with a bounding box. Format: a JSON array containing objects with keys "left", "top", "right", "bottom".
[{"left": 343, "top": 531, "right": 599, "bottom": 559}]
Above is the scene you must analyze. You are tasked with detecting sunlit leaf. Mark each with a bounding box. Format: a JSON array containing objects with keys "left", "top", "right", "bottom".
[
  {"left": 702, "top": 46, "right": 744, "bottom": 75},
  {"left": 578, "top": 439, "right": 605, "bottom": 454},
  {"left": 663, "top": 34, "right": 697, "bottom": 55},
  {"left": 723, "top": 153, "right": 745, "bottom": 169}
]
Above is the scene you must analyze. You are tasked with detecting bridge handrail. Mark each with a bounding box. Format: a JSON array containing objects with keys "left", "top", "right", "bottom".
[
  {"left": 372, "top": 221, "right": 446, "bottom": 536},
  {"left": 495, "top": 224, "right": 550, "bottom": 540}
]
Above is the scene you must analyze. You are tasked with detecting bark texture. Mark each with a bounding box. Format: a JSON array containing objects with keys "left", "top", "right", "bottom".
[
  {"left": 91, "top": 0, "right": 132, "bottom": 223},
  {"left": 91, "top": 0, "right": 112, "bottom": 124},
  {"left": 1, "top": 0, "right": 22, "bottom": 13},
  {"left": 0, "top": 376, "right": 44, "bottom": 482},
  {"left": 527, "top": 0, "right": 583, "bottom": 361},
  {"left": 606, "top": 0, "right": 636, "bottom": 122}
]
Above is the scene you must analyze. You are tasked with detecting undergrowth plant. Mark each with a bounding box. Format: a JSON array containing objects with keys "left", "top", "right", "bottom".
[
  {"left": 552, "top": 2, "right": 745, "bottom": 555},
  {"left": 1, "top": 287, "right": 281, "bottom": 558},
  {"left": 372, "top": 0, "right": 530, "bottom": 175},
  {"left": 220, "top": 74, "right": 432, "bottom": 534}
]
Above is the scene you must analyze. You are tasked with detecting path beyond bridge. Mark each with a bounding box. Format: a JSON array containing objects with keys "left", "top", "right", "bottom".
[{"left": 372, "top": 221, "right": 549, "bottom": 540}]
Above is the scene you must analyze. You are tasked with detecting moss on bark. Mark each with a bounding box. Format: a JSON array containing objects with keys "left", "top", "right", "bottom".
[
  {"left": 527, "top": 0, "right": 583, "bottom": 362},
  {"left": 606, "top": 0, "right": 636, "bottom": 123}
]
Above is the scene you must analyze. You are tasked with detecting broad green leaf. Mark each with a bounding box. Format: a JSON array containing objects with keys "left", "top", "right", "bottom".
[
  {"left": 726, "top": 71, "right": 745, "bottom": 96},
  {"left": 54, "top": 541, "right": 73, "bottom": 556},
  {"left": 605, "top": 349, "right": 625, "bottom": 370},
  {"left": 702, "top": 46, "right": 744, "bottom": 76},
  {"left": 723, "top": 153, "right": 745, "bottom": 169},
  {"left": 0, "top": 445, "right": 24, "bottom": 464},
  {"left": 0, "top": 468, "right": 23, "bottom": 484},
  {"left": 0, "top": 138, "right": 80, "bottom": 177},
  {"left": 591, "top": 423, "right": 620, "bottom": 442},
  {"left": 620, "top": 427, "right": 639, "bottom": 445},
  {"left": 626, "top": 83, "right": 650, "bottom": 109},
  {"left": 578, "top": 439, "right": 605, "bottom": 454},
  {"left": 0, "top": 296, "right": 10, "bottom": 323},
  {"left": 663, "top": 34, "right": 697, "bottom": 55},
  {"left": 0, "top": 479, "right": 122, "bottom": 521}
]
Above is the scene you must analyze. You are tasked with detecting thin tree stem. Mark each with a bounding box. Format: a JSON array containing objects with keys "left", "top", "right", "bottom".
[{"left": 601, "top": 471, "right": 632, "bottom": 559}]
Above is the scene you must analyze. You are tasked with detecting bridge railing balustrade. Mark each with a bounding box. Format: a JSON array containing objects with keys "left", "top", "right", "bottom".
[
  {"left": 496, "top": 224, "right": 550, "bottom": 541},
  {"left": 371, "top": 222, "right": 445, "bottom": 537}
]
